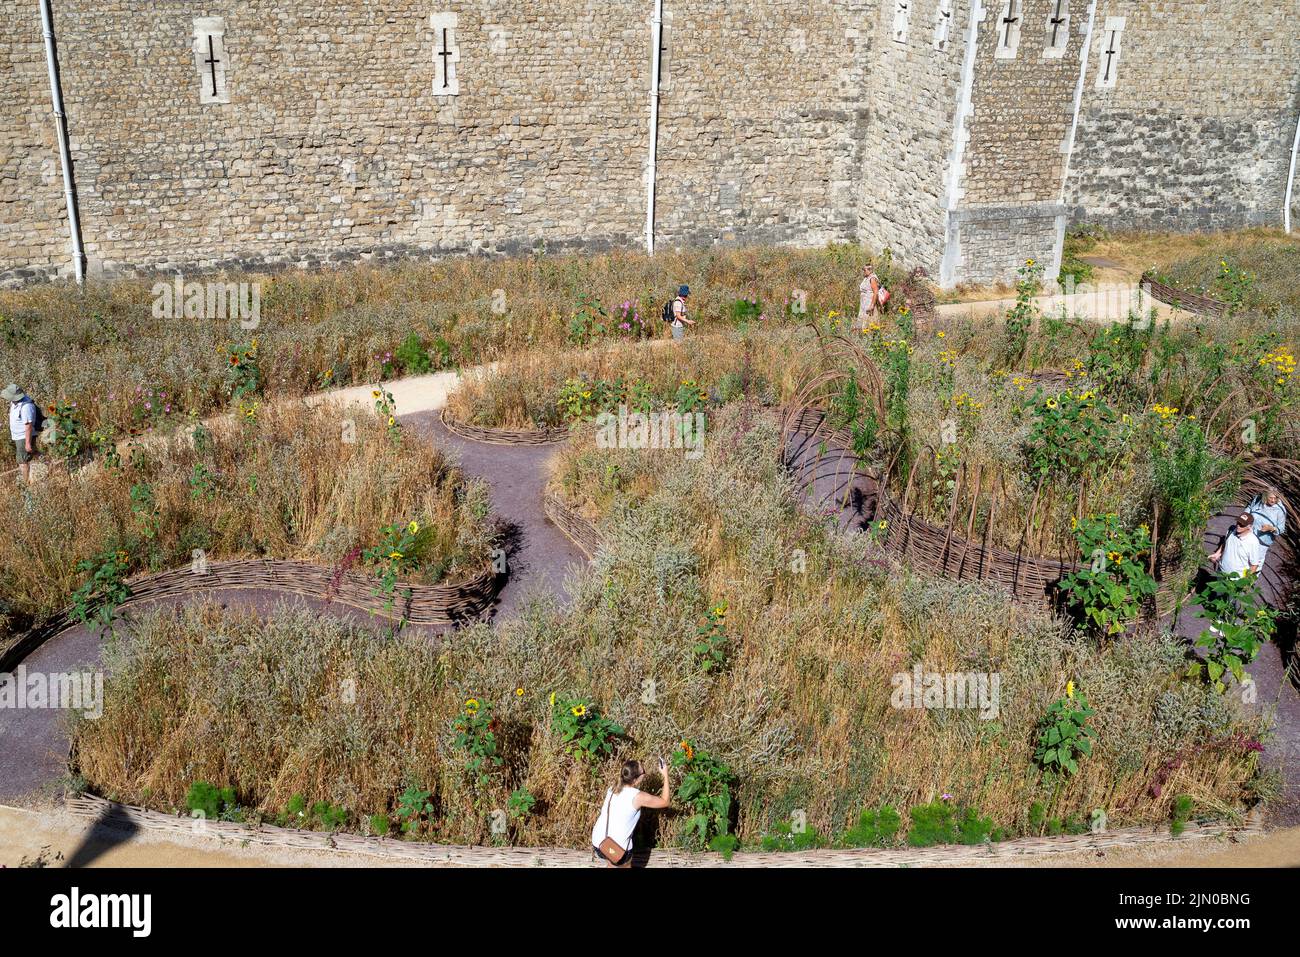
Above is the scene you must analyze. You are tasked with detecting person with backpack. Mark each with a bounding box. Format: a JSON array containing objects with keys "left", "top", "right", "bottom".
[
  {"left": 859, "top": 263, "right": 888, "bottom": 329},
  {"left": 663, "top": 285, "right": 695, "bottom": 342},
  {"left": 4, "top": 383, "right": 42, "bottom": 484},
  {"left": 590, "top": 757, "right": 673, "bottom": 867}
]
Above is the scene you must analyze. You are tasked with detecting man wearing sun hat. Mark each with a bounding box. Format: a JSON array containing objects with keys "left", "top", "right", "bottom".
[{"left": 3, "top": 383, "right": 40, "bottom": 484}]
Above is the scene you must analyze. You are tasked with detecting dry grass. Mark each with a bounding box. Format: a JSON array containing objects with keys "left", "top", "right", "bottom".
[
  {"left": 0, "top": 245, "right": 877, "bottom": 438},
  {"left": 72, "top": 405, "right": 1267, "bottom": 849},
  {"left": 444, "top": 325, "right": 821, "bottom": 430},
  {"left": 0, "top": 401, "right": 493, "bottom": 639}
]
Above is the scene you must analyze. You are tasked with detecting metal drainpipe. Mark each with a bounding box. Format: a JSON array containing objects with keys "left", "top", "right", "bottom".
[
  {"left": 1286, "top": 100, "right": 1300, "bottom": 234},
  {"left": 645, "top": 0, "right": 664, "bottom": 255},
  {"left": 39, "top": 0, "right": 86, "bottom": 284}
]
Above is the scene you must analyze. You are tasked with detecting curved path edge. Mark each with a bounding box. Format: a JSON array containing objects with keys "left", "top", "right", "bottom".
[{"left": 55, "top": 793, "right": 1262, "bottom": 869}]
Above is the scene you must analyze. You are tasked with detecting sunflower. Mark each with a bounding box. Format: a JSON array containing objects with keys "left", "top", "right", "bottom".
[
  {"left": 679, "top": 740, "right": 694, "bottom": 762},
  {"left": 388, "top": 550, "right": 403, "bottom": 560},
  {"left": 570, "top": 704, "right": 588, "bottom": 718},
  {"left": 548, "top": 691, "right": 556, "bottom": 708},
  {"left": 515, "top": 687, "right": 525, "bottom": 697},
  {"left": 465, "top": 698, "right": 481, "bottom": 715},
  {"left": 1066, "top": 680, "right": 1075, "bottom": 699},
  {"left": 408, "top": 521, "right": 420, "bottom": 534},
  {"left": 371, "top": 390, "right": 381, "bottom": 399}
]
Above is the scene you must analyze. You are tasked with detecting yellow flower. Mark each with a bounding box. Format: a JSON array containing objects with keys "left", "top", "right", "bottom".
[
  {"left": 515, "top": 687, "right": 525, "bottom": 697},
  {"left": 1045, "top": 398, "right": 1058, "bottom": 409},
  {"left": 388, "top": 416, "right": 396, "bottom": 426},
  {"left": 388, "top": 550, "right": 403, "bottom": 560},
  {"left": 1066, "top": 680, "right": 1075, "bottom": 699},
  {"left": 936, "top": 331, "right": 946, "bottom": 339},
  {"left": 408, "top": 521, "right": 420, "bottom": 534},
  {"left": 571, "top": 704, "right": 588, "bottom": 718},
  {"left": 549, "top": 691, "right": 556, "bottom": 708},
  {"left": 465, "top": 698, "right": 480, "bottom": 714},
  {"left": 371, "top": 389, "right": 381, "bottom": 398}
]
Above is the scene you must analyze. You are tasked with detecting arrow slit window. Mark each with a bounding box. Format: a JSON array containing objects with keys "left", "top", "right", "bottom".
[
  {"left": 995, "top": 0, "right": 1022, "bottom": 59},
  {"left": 1043, "top": 0, "right": 1069, "bottom": 58},
  {"left": 934, "top": 0, "right": 954, "bottom": 51},
  {"left": 893, "top": 0, "right": 911, "bottom": 44},
  {"left": 431, "top": 12, "right": 461, "bottom": 95},
  {"left": 1095, "top": 16, "right": 1126, "bottom": 89},
  {"left": 192, "top": 17, "right": 230, "bottom": 104}
]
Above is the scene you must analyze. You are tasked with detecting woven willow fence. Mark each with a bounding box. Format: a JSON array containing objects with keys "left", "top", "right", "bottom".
[
  {"left": 0, "top": 558, "right": 505, "bottom": 673},
  {"left": 1141, "top": 277, "right": 1229, "bottom": 319},
  {"left": 543, "top": 492, "right": 602, "bottom": 559},
  {"left": 63, "top": 793, "right": 1258, "bottom": 868},
  {"left": 440, "top": 409, "right": 571, "bottom": 446}
]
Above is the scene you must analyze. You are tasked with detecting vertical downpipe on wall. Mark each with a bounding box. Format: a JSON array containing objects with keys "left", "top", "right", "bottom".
[
  {"left": 39, "top": 0, "right": 86, "bottom": 284},
  {"left": 1286, "top": 99, "right": 1300, "bottom": 233},
  {"left": 645, "top": 0, "right": 664, "bottom": 255},
  {"left": 1052, "top": 0, "right": 1098, "bottom": 282},
  {"left": 938, "top": 0, "right": 984, "bottom": 288}
]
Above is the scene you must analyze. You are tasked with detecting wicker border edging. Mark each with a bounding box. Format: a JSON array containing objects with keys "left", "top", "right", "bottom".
[
  {"left": 63, "top": 793, "right": 1259, "bottom": 868},
  {"left": 440, "top": 409, "right": 571, "bottom": 446},
  {"left": 543, "top": 492, "right": 602, "bottom": 559},
  {"left": 0, "top": 558, "right": 505, "bottom": 674},
  {"left": 1141, "top": 277, "right": 1229, "bottom": 319}
]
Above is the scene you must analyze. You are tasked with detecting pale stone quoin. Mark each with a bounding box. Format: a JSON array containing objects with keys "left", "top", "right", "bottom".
[{"left": 2, "top": 0, "right": 1298, "bottom": 289}]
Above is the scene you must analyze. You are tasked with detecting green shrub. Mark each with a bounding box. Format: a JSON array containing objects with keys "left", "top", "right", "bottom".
[
  {"left": 1171, "top": 795, "right": 1194, "bottom": 836},
  {"left": 1189, "top": 572, "right": 1277, "bottom": 693},
  {"left": 760, "top": 820, "right": 827, "bottom": 852},
  {"left": 369, "top": 813, "right": 392, "bottom": 836},
  {"left": 311, "top": 800, "right": 349, "bottom": 831},
  {"left": 395, "top": 331, "right": 432, "bottom": 374},
  {"left": 840, "top": 805, "right": 902, "bottom": 848},
  {"left": 185, "top": 781, "right": 238, "bottom": 821}
]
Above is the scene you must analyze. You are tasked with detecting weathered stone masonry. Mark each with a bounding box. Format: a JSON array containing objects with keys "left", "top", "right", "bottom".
[{"left": 1, "top": 0, "right": 1297, "bottom": 289}]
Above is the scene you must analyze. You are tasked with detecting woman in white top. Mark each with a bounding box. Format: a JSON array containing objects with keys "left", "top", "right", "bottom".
[
  {"left": 590, "top": 758, "right": 673, "bottom": 868},
  {"left": 858, "top": 264, "right": 881, "bottom": 329}
]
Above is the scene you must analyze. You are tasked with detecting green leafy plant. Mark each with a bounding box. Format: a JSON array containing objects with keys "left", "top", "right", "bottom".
[
  {"left": 1023, "top": 388, "right": 1117, "bottom": 482},
  {"left": 672, "top": 740, "right": 736, "bottom": 848},
  {"left": 507, "top": 787, "right": 537, "bottom": 821},
  {"left": 371, "top": 385, "right": 401, "bottom": 444},
  {"left": 674, "top": 379, "right": 709, "bottom": 415},
  {"left": 451, "top": 697, "right": 504, "bottom": 787},
  {"left": 369, "top": 813, "right": 392, "bottom": 836},
  {"left": 68, "top": 549, "right": 132, "bottom": 631},
  {"left": 1059, "top": 514, "right": 1156, "bottom": 636},
  {"left": 225, "top": 339, "right": 261, "bottom": 401},
  {"left": 567, "top": 294, "right": 608, "bottom": 346},
  {"left": 1033, "top": 686, "right": 1096, "bottom": 777},
  {"left": 1001, "top": 259, "right": 1042, "bottom": 365},
  {"left": 48, "top": 400, "right": 87, "bottom": 462},
  {"left": 1170, "top": 795, "right": 1194, "bottom": 837},
  {"left": 550, "top": 694, "right": 623, "bottom": 762},
  {"left": 362, "top": 519, "right": 425, "bottom": 611},
  {"left": 692, "top": 602, "right": 729, "bottom": 673},
  {"left": 1188, "top": 571, "right": 1277, "bottom": 693},
  {"left": 310, "top": 800, "right": 349, "bottom": 831},
  {"left": 396, "top": 785, "right": 435, "bottom": 836},
  {"left": 395, "top": 330, "right": 433, "bottom": 374}
]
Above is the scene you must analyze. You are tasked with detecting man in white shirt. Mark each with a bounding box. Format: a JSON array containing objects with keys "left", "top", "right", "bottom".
[
  {"left": 3, "top": 383, "right": 38, "bottom": 485},
  {"left": 1209, "top": 513, "right": 1265, "bottom": 578}
]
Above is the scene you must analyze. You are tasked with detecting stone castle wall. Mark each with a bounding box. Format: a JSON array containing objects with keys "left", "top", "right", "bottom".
[
  {"left": 1064, "top": 0, "right": 1300, "bottom": 233},
  {"left": 1, "top": 0, "right": 1297, "bottom": 289}
]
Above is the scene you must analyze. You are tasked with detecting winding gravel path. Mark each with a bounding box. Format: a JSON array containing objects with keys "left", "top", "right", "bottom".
[{"left": 0, "top": 373, "right": 584, "bottom": 806}]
